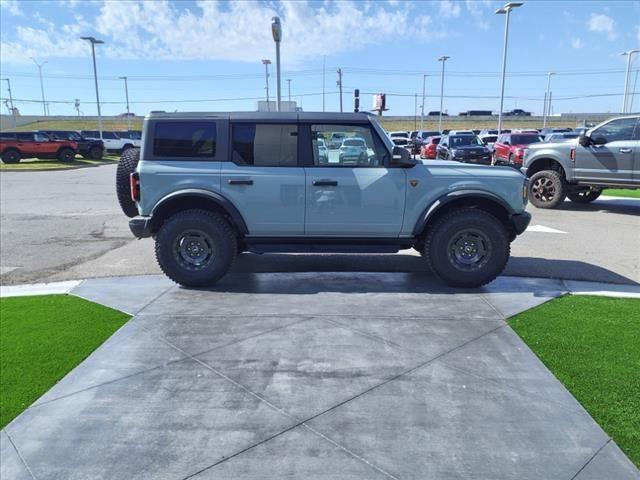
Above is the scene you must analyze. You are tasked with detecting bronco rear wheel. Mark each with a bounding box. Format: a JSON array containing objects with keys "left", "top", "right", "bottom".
[
  {"left": 155, "top": 209, "right": 237, "bottom": 287},
  {"left": 424, "top": 208, "right": 510, "bottom": 288},
  {"left": 1, "top": 149, "right": 21, "bottom": 164},
  {"left": 116, "top": 147, "right": 140, "bottom": 218},
  {"left": 58, "top": 147, "right": 76, "bottom": 162},
  {"left": 529, "top": 170, "right": 566, "bottom": 209}
]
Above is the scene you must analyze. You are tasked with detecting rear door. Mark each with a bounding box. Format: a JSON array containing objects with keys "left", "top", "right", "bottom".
[
  {"left": 221, "top": 121, "right": 305, "bottom": 235},
  {"left": 575, "top": 117, "right": 638, "bottom": 185},
  {"left": 303, "top": 123, "right": 406, "bottom": 236},
  {"left": 16, "top": 133, "right": 35, "bottom": 156}
]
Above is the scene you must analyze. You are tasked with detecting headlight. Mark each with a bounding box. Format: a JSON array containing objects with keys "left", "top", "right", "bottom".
[{"left": 451, "top": 149, "right": 460, "bottom": 157}]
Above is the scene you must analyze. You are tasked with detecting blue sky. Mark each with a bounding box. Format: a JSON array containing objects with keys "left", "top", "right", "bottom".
[{"left": 1, "top": 0, "right": 639, "bottom": 117}]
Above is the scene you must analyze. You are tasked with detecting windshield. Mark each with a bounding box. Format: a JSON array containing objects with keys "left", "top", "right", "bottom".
[
  {"left": 511, "top": 135, "right": 542, "bottom": 145},
  {"left": 450, "top": 136, "right": 481, "bottom": 146}
]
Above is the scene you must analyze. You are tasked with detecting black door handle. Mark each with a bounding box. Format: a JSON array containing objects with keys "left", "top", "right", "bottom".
[
  {"left": 228, "top": 179, "right": 253, "bottom": 185},
  {"left": 313, "top": 180, "right": 338, "bottom": 187}
]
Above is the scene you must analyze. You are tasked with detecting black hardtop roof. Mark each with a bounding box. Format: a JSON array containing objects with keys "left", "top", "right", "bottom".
[{"left": 147, "top": 111, "right": 374, "bottom": 122}]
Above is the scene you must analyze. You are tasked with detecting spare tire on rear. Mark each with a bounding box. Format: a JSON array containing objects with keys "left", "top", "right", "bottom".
[{"left": 116, "top": 147, "right": 140, "bottom": 218}]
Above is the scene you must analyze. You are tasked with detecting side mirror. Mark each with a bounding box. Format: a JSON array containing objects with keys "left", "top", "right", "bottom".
[
  {"left": 578, "top": 134, "right": 591, "bottom": 147},
  {"left": 503, "top": 141, "right": 510, "bottom": 146},
  {"left": 392, "top": 146, "right": 416, "bottom": 167}
]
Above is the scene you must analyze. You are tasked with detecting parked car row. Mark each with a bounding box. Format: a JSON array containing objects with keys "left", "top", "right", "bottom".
[{"left": 0, "top": 130, "right": 141, "bottom": 164}]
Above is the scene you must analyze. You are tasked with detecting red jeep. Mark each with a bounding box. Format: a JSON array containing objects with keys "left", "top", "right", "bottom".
[{"left": 0, "top": 132, "right": 77, "bottom": 164}]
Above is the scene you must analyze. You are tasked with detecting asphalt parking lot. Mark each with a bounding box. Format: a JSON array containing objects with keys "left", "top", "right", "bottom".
[{"left": 1, "top": 163, "right": 638, "bottom": 286}]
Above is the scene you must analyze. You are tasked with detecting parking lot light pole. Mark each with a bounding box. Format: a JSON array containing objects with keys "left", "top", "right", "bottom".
[
  {"left": 438, "top": 56, "right": 449, "bottom": 133},
  {"left": 420, "top": 74, "right": 427, "bottom": 130},
  {"left": 271, "top": 17, "right": 282, "bottom": 112},
  {"left": 262, "top": 59, "right": 271, "bottom": 111},
  {"left": 30, "top": 58, "right": 48, "bottom": 116},
  {"left": 621, "top": 50, "right": 640, "bottom": 113},
  {"left": 119, "top": 76, "right": 131, "bottom": 131},
  {"left": 81, "top": 36, "right": 105, "bottom": 140},
  {"left": 543, "top": 71, "right": 555, "bottom": 128},
  {"left": 495, "top": 2, "right": 523, "bottom": 134}
]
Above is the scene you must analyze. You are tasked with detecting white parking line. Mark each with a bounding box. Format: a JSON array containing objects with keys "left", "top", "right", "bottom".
[{"left": 526, "top": 225, "right": 567, "bottom": 234}]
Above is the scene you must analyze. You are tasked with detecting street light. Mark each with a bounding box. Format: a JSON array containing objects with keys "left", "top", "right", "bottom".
[
  {"left": 271, "top": 16, "right": 282, "bottom": 112},
  {"left": 543, "top": 71, "right": 555, "bottom": 128},
  {"left": 495, "top": 2, "right": 523, "bottom": 134},
  {"left": 261, "top": 59, "right": 271, "bottom": 111},
  {"left": 80, "top": 36, "right": 105, "bottom": 140},
  {"left": 119, "top": 76, "right": 131, "bottom": 131},
  {"left": 30, "top": 57, "right": 48, "bottom": 116},
  {"left": 438, "top": 56, "right": 450, "bottom": 133},
  {"left": 621, "top": 49, "right": 640, "bottom": 113},
  {"left": 420, "top": 74, "right": 427, "bottom": 130}
]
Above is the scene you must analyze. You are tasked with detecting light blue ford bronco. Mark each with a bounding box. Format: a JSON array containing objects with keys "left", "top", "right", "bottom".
[{"left": 116, "top": 112, "right": 530, "bottom": 288}]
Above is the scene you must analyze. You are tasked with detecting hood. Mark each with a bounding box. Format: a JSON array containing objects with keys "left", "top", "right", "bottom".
[{"left": 527, "top": 139, "right": 576, "bottom": 150}]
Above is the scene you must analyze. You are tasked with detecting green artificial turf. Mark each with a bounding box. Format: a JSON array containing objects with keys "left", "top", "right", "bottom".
[
  {"left": 0, "top": 294, "right": 129, "bottom": 428},
  {"left": 602, "top": 189, "right": 640, "bottom": 199},
  {"left": 509, "top": 295, "right": 640, "bottom": 467}
]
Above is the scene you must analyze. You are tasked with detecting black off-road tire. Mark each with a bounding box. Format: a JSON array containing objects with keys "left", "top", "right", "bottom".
[
  {"left": 529, "top": 170, "right": 566, "bottom": 209},
  {"left": 89, "top": 146, "right": 104, "bottom": 160},
  {"left": 567, "top": 189, "right": 602, "bottom": 204},
  {"left": 1, "top": 149, "right": 21, "bottom": 164},
  {"left": 58, "top": 148, "right": 76, "bottom": 162},
  {"left": 155, "top": 209, "right": 237, "bottom": 287},
  {"left": 423, "top": 208, "right": 510, "bottom": 288},
  {"left": 116, "top": 147, "right": 140, "bottom": 218}
]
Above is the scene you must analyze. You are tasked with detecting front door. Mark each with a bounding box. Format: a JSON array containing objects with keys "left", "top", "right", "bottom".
[
  {"left": 575, "top": 117, "right": 638, "bottom": 185},
  {"left": 304, "top": 123, "right": 406, "bottom": 237},
  {"left": 221, "top": 122, "right": 305, "bottom": 236}
]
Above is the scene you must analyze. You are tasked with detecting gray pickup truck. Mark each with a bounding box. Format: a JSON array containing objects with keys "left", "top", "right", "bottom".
[{"left": 521, "top": 115, "right": 639, "bottom": 208}]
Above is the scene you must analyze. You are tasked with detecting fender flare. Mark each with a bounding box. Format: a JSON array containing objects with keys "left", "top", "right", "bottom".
[
  {"left": 151, "top": 189, "right": 249, "bottom": 234},
  {"left": 412, "top": 189, "right": 515, "bottom": 236}
]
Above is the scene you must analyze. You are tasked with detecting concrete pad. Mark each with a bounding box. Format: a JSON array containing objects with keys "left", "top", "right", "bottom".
[
  {"left": 71, "top": 274, "right": 174, "bottom": 315},
  {"left": 481, "top": 276, "right": 566, "bottom": 318},
  {"left": 6, "top": 358, "right": 295, "bottom": 480},
  {"left": 133, "top": 314, "right": 308, "bottom": 357},
  {"left": 564, "top": 279, "right": 640, "bottom": 299},
  {"left": 440, "top": 326, "right": 583, "bottom": 410},
  {"left": 308, "top": 362, "right": 610, "bottom": 480},
  {"left": 197, "top": 318, "right": 421, "bottom": 420},
  {"left": 573, "top": 441, "right": 640, "bottom": 480},
  {"left": 0, "top": 430, "right": 33, "bottom": 480},
  {"left": 33, "top": 322, "right": 186, "bottom": 406},
  {"left": 0, "top": 280, "right": 80, "bottom": 298},
  {"left": 142, "top": 272, "right": 500, "bottom": 319},
  {"left": 191, "top": 425, "right": 390, "bottom": 479}
]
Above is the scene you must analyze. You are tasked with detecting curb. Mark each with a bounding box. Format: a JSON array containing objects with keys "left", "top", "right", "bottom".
[
  {"left": 1, "top": 275, "right": 639, "bottom": 299},
  {"left": 0, "top": 160, "right": 117, "bottom": 173}
]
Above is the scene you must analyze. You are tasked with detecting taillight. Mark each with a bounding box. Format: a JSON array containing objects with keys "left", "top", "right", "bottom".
[
  {"left": 130, "top": 172, "right": 140, "bottom": 202},
  {"left": 570, "top": 147, "right": 576, "bottom": 161}
]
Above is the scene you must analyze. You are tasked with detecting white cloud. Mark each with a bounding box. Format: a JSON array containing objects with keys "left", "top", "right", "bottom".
[
  {"left": 464, "top": 0, "right": 491, "bottom": 30},
  {"left": 438, "top": 0, "right": 461, "bottom": 18},
  {"left": 637, "top": 25, "right": 640, "bottom": 43},
  {"left": 0, "top": 0, "right": 23, "bottom": 16},
  {"left": 570, "top": 37, "right": 583, "bottom": 49},
  {"left": 0, "top": 0, "right": 435, "bottom": 64},
  {"left": 587, "top": 13, "right": 616, "bottom": 40}
]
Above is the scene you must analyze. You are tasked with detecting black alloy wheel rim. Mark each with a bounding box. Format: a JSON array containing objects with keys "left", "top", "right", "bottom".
[
  {"left": 174, "top": 229, "right": 215, "bottom": 271},
  {"left": 531, "top": 176, "right": 557, "bottom": 203},
  {"left": 447, "top": 228, "right": 491, "bottom": 271}
]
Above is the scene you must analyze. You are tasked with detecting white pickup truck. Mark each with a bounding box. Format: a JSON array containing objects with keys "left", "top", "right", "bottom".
[{"left": 80, "top": 131, "right": 140, "bottom": 154}]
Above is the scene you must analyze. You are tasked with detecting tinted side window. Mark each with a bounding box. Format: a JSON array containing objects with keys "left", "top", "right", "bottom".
[
  {"left": 154, "top": 122, "right": 216, "bottom": 158},
  {"left": 593, "top": 118, "right": 637, "bottom": 143},
  {"left": 103, "top": 132, "right": 119, "bottom": 140},
  {"left": 0, "top": 133, "right": 16, "bottom": 140},
  {"left": 231, "top": 124, "right": 297, "bottom": 167},
  {"left": 17, "top": 133, "right": 34, "bottom": 142},
  {"left": 310, "top": 124, "right": 387, "bottom": 167}
]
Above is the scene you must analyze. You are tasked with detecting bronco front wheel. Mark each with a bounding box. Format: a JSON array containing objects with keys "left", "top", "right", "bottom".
[
  {"left": 424, "top": 208, "right": 510, "bottom": 288},
  {"left": 155, "top": 209, "right": 237, "bottom": 287}
]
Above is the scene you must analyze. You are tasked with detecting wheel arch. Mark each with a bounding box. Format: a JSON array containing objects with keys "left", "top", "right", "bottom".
[
  {"left": 525, "top": 157, "right": 565, "bottom": 178},
  {"left": 150, "top": 189, "right": 249, "bottom": 236},
  {"left": 413, "top": 191, "right": 515, "bottom": 239}
]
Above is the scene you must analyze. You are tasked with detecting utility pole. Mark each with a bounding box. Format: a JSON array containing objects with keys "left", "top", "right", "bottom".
[
  {"left": 495, "top": 2, "right": 523, "bottom": 134},
  {"left": 420, "top": 74, "right": 427, "bottom": 131},
  {"left": 3, "top": 78, "right": 16, "bottom": 127},
  {"left": 543, "top": 72, "right": 555, "bottom": 128},
  {"left": 322, "top": 55, "right": 326, "bottom": 112},
  {"left": 81, "top": 36, "right": 105, "bottom": 140},
  {"left": 30, "top": 58, "right": 48, "bottom": 116},
  {"left": 262, "top": 59, "right": 271, "bottom": 111},
  {"left": 119, "top": 76, "right": 131, "bottom": 130},
  {"left": 74, "top": 99, "right": 81, "bottom": 117},
  {"left": 414, "top": 93, "right": 418, "bottom": 131},
  {"left": 337, "top": 68, "right": 343, "bottom": 112},
  {"left": 287, "top": 79, "right": 291, "bottom": 103},
  {"left": 438, "top": 56, "right": 449, "bottom": 133},
  {"left": 621, "top": 50, "right": 640, "bottom": 113}
]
